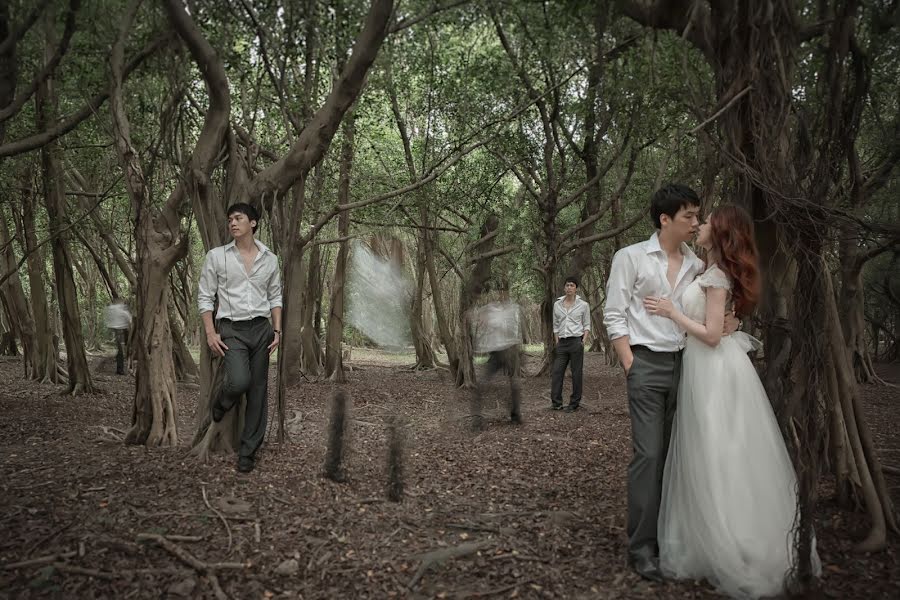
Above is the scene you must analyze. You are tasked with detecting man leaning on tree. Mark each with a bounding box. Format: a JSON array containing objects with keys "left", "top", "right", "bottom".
[{"left": 197, "top": 203, "right": 282, "bottom": 473}]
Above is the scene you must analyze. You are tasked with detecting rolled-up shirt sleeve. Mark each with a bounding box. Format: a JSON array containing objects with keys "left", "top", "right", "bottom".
[
  {"left": 267, "top": 257, "right": 283, "bottom": 309},
  {"left": 604, "top": 248, "right": 635, "bottom": 341},
  {"left": 197, "top": 249, "right": 218, "bottom": 315}
]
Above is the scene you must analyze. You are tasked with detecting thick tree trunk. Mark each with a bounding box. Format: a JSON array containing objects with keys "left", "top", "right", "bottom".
[
  {"left": 20, "top": 180, "right": 62, "bottom": 383},
  {"left": 839, "top": 232, "right": 879, "bottom": 383},
  {"left": 820, "top": 268, "right": 897, "bottom": 546},
  {"left": 126, "top": 251, "right": 179, "bottom": 446},
  {"left": 169, "top": 305, "right": 198, "bottom": 382},
  {"left": 325, "top": 116, "right": 355, "bottom": 382},
  {"left": 70, "top": 248, "right": 101, "bottom": 351},
  {"left": 36, "top": 26, "right": 92, "bottom": 394},
  {"left": 423, "top": 208, "right": 454, "bottom": 364},
  {"left": 0, "top": 1, "right": 15, "bottom": 145},
  {"left": 0, "top": 206, "right": 36, "bottom": 376},
  {"left": 386, "top": 69, "right": 436, "bottom": 370},
  {"left": 454, "top": 216, "right": 501, "bottom": 388},
  {"left": 410, "top": 225, "right": 437, "bottom": 370},
  {"left": 112, "top": 0, "right": 230, "bottom": 446},
  {"left": 280, "top": 242, "right": 308, "bottom": 385},
  {"left": 535, "top": 185, "right": 561, "bottom": 377},
  {"left": 299, "top": 241, "right": 324, "bottom": 376}
]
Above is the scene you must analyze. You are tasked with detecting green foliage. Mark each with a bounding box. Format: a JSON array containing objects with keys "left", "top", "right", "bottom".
[{"left": 0, "top": 0, "right": 896, "bottom": 357}]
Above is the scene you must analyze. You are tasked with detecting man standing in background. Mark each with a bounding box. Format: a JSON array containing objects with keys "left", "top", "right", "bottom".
[
  {"left": 550, "top": 276, "right": 590, "bottom": 412},
  {"left": 104, "top": 297, "right": 131, "bottom": 375}
]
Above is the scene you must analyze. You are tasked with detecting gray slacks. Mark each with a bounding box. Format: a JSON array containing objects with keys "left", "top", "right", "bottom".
[
  {"left": 625, "top": 345, "right": 681, "bottom": 559},
  {"left": 219, "top": 317, "right": 273, "bottom": 460},
  {"left": 550, "top": 336, "right": 584, "bottom": 407}
]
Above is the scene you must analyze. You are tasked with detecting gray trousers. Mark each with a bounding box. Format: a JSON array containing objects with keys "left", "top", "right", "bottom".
[
  {"left": 625, "top": 345, "right": 681, "bottom": 559},
  {"left": 219, "top": 317, "right": 273, "bottom": 459},
  {"left": 550, "top": 336, "right": 584, "bottom": 407},
  {"left": 113, "top": 328, "right": 127, "bottom": 375},
  {"left": 472, "top": 347, "right": 522, "bottom": 423}
]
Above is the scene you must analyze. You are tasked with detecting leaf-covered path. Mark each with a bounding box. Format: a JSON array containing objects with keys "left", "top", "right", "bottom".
[{"left": 1, "top": 353, "right": 898, "bottom": 599}]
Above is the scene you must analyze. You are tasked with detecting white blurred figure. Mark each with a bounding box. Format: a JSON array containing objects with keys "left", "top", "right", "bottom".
[
  {"left": 104, "top": 297, "right": 131, "bottom": 375},
  {"left": 346, "top": 241, "right": 412, "bottom": 349},
  {"left": 470, "top": 301, "right": 522, "bottom": 428}
]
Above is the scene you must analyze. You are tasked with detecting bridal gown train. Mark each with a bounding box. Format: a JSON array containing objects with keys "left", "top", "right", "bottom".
[{"left": 658, "top": 265, "right": 821, "bottom": 599}]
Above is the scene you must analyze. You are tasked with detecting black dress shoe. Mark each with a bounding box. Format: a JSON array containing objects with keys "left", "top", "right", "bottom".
[
  {"left": 237, "top": 456, "right": 255, "bottom": 473},
  {"left": 550, "top": 404, "right": 564, "bottom": 411},
  {"left": 510, "top": 413, "right": 522, "bottom": 424},
  {"left": 563, "top": 404, "right": 580, "bottom": 412},
  {"left": 631, "top": 555, "right": 664, "bottom": 582}
]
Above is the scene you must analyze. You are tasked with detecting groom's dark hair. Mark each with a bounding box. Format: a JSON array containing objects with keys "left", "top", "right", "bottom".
[
  {"left": 650, "top": 184, "right": 700, "bottom": 229},
  {"left": 564, "top": 275, "right": 579, "bottom": 287},
  {"left": 226, "top": 202, "right": 260, "bottom": 233}
]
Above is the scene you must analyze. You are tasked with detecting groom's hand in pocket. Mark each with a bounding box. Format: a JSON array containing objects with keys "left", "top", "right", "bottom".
[{"left": 612, "top": 337, "right": 633, "bottom": 375}]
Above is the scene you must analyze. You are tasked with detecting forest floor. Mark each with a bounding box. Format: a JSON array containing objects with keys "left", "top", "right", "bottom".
[{"left": 0, "top": 349, "right": 898, "bottom": 599}]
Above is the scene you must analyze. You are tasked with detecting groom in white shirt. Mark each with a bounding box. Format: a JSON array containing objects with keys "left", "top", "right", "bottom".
[
  {"left": 604, "top": 184, "right": 706, "bottom": 581},
  {"left": 198, "top": 203, "right": 282, "bottom": 473}
]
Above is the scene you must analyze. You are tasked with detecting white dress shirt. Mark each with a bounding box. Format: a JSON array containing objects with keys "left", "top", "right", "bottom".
[
  {"left": 104, "top": 303, "right": 131, "bottom": 330},
  {"left": 553, "top": 295, "right": 591, "bottom": 338},
  {"left": 604, "top": 232, "right": 705, "bottom": 352},
  {"left": 197, "top": 240, "right": 283, "bottom": 321}
]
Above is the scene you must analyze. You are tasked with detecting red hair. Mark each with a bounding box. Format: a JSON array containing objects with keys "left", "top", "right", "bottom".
[{"left": 708, "top": 205, "right": 761, "bottom": 318}]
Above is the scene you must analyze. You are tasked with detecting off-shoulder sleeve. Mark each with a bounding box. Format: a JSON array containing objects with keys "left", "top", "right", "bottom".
[{"left": 698, "top": 265, "right": 732, "bottom": 290}]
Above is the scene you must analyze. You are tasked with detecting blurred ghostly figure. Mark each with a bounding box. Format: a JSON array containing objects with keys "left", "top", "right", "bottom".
[
  {"left": 470, "top": 301, "right": 523, "bottom": 428},
  {"left": 346, "top": 241, "right": 412, "bottom": 349},
  {"left": 104, "top": 297, "right": 131, "bottom": 375}
]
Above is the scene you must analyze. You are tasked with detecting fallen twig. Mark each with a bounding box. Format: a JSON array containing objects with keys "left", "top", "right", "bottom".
[
  {"left": 136, "top": 533, "right": 203, "bottom": 543},
  {"left": 54, "top": 563, "right": 190, "bottom": 578},
  {"left": 446, "top": 523, "right": 501, "bottom": 534},
  {"left": 5, "top": 465, "right": 54, "bottom": 478},
  {"left": 407, "top": 541, "right": 491, "bottom": 589},
  {"left": 135, "top": 535, "right": 245, "bottom": 571},
  {"left": 201, "top": 485, "right": 233, "bottom": 552},
  {"left": 2, "top": 551, "right": 77, "bottom": 570},
  {"left": 51, "top": 563, "right": 118, "bottom": 580},
  {"left": 267, "top": 493, "right": 293, "bottom": 506},
  {"left": 487, "top": 552, "right": 545, "bottom": 562},
  {"left": 136, "top": 533, "right": 246, "bottom": 600},
  {"left": 459, "top": 580, "right": 531, "bottom": 598}
]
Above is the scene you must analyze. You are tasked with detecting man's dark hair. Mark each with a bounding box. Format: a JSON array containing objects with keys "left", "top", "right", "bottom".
[
  {"left": 650, "top": 184, "right": 700, "bottom": 229},
  {"left": 564, "top": 275, "right": 579, "bottom": 288},
  {"left": 226, "top": 202, "right": 260, "bottom": 233}
]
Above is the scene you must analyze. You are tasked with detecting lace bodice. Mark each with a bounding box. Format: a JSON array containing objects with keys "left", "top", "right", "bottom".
[{"left": 681, "top": 265, "right": 732, "bottom": 323}]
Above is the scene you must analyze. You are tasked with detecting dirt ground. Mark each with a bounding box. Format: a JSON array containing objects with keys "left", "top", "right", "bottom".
[{"left": 0, "top": 350, "right": 898, "bottom": 599}]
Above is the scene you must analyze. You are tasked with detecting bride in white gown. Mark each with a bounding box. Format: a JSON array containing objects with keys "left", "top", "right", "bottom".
[{"left": 644, "top": 205, "right": 820, "bottom": 599}]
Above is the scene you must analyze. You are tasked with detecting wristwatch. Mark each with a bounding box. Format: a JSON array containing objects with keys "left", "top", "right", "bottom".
[{"left": 273, "top": 329, "right": 281, "bottom": 335}]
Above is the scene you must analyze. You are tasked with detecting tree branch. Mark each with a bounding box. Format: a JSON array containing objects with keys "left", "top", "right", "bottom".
[
  {"left": 620, "top": 0, "right": 714, "bottom": 60},
  {"left": 248, "top": 0, "right": 394, "bottom": 200},
  {"left": 468, "top": 245, "right": 516, "bottom": 264},
  {"left": 0, "top": 33, "right": 167, "bottom": 158},
  {"left": 0, "top": 0, "right": 52, "bottom": 55},
  {"left": 297, "top": 135, "right": 490, "bottom": 249},
  {"left": 559, "top": 210, "right": 645, "bottom": 256},
  {"left": 858, "top": 236, "right": 900, "bottom": 265},
  {"left": 0, "top": 0, "right": 80, "bottom": 124},
  {"left": 390, "top": 0, "right": 471, "bottom": 33}
]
